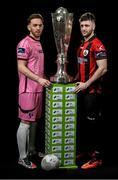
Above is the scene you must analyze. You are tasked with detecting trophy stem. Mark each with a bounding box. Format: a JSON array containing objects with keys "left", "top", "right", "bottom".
[{"left": 50, "top": 53, "right": 73, "bottom": 83}]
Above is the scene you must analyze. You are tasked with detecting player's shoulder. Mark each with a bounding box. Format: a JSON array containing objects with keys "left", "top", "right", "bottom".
[
  {"left": 92, "top": 37, "right": 104, "bottom": 46},
  {"left": 92, "top": 37, "right": 106, "bottom": 50},
  {"left": 17, "top": 36, "right": 31, "bottom": 47},
  {"left": 19, "top": 36, "right": 30, "bottom": 43}
]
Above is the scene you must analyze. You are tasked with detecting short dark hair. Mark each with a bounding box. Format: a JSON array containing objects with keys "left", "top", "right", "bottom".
[
  {"left": 27, "top": 13, "right": 44, "bottom": 24},
  {"left": 79, "top": 12, "right": 96, "bottom": 23}
]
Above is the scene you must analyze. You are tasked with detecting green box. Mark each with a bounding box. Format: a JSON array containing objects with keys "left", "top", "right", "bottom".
[{"left": 45, "top": 83, "right": 78, "bottom": 168}]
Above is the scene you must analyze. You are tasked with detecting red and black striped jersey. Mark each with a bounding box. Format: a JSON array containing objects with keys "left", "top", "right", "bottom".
[{"left": 77, "top": 34, "right": 107, "bottom": 94}]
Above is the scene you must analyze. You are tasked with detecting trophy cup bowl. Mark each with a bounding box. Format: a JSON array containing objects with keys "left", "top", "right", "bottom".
[{"left": 50, "top": 7, "right": 74, "bottom": 83}]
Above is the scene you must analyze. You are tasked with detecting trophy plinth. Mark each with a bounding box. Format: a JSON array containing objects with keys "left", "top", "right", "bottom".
[{"left": 50, "top": 7, "right": 73, "bottom": 84}]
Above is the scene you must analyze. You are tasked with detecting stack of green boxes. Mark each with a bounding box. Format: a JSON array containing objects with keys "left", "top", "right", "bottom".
[{"left": 45, "top": 83, "right": 78, "bottom": 168}]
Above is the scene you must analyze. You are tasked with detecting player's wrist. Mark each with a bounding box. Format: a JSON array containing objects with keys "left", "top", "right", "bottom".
[{"left": 35, "top": 76, "right": 40, "bottom": 83}]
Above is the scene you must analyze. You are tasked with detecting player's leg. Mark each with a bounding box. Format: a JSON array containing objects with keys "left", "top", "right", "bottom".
[
  {"left": 17, "top": 93, "right": 37, "bottom": 169},
  {"left": 27, "top": 92, "right": 44, "bottom": 157},
  {"left": 81, "top": 93, "right": 103, "bottom": 169}
]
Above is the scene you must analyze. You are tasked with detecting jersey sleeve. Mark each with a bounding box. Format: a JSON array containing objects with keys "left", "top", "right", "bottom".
[
  {"left": 16, "top": 39, "right": 30, "bottom": 60},
  {"left": 93, "top": 40, "right": 107, "bottom": 60}
]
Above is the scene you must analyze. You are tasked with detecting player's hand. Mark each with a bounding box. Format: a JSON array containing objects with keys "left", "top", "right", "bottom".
[
  {"left": 74, "top": 82, "right": 88, "bottom": 93},
  {"left": 38, "top": 78, "right": 52, "bottom": 87}
]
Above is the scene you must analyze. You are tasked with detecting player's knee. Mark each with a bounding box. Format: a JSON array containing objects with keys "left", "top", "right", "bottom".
[{"left": 86, "top": 111, "right": 102, "bottom": 122}]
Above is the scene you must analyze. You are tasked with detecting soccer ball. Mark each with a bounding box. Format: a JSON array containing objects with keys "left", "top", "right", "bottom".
[{"left": 41, "top": 154, "right": 60, "bottom": 171}]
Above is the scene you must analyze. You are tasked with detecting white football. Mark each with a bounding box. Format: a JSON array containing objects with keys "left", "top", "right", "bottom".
[{"left": 41, "top": 154, "right": 60, "bottom": 171}]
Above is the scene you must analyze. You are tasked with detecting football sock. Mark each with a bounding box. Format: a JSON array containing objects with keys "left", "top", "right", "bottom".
[
  {"left": 28, "top": 122, "right": 37, "bottom": 153},
  {"left": 17, "top": 122, "right": 30, "bottom": 159}
]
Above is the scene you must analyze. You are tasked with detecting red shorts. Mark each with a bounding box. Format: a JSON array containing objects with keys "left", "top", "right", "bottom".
[{"left": 18, "top": 92, "right": 43, "bottom": 122}]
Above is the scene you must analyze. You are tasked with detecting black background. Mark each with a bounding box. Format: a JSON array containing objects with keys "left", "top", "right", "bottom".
[{"left": 0, "top": 0, "right": 117, "bottom": 178}]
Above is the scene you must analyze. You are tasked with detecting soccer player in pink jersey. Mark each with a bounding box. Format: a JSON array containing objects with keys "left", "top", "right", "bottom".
[{"left": 16, "top": 13, "right": 51, "bottom": 169}]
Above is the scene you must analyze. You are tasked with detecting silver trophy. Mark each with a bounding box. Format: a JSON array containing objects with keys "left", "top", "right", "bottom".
[{"left": 50, "top": 7, "right": 74, "bottom": 83}]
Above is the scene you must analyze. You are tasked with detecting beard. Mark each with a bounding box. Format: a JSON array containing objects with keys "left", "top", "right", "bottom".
[
  {"left": 82, "top": 30, "right": 93, "bottom": 39},
  {"left": 31, "top": 31, "right": 41, "bottom": 39}
]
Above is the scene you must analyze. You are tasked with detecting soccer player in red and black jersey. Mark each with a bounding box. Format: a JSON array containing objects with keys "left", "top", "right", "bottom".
[{"left": 74, "top": 12, "right": 107, "bottom": 169}]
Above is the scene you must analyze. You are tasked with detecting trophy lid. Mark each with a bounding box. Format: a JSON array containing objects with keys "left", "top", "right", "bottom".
[{"left": 55, "top": 7, "right": 68, "bottom": 15}]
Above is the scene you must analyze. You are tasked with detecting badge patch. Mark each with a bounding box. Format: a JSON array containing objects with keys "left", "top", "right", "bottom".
[
  {"left": 18, "top": 48, "right": 25, "bottom": 53},
  {"left": 95, "top": 51, "right": 107, "bottom": 58}
]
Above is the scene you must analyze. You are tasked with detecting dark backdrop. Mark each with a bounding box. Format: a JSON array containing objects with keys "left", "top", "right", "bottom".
[{"left": 0, "top": 0, "right": 117, "bottom": 168}]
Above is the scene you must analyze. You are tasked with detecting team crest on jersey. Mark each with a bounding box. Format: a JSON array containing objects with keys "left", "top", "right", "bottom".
[{"left": 83, "top": 49, "right": 89, "bottom": 56}]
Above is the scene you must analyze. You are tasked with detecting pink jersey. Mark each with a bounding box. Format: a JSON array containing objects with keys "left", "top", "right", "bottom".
[{"left": 17, "top": 36, "right": 44, "bottom": 94}]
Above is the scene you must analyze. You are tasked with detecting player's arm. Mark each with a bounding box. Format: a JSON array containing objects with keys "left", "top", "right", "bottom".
[
  {"left": 75, "top": 59, "right": 107, "bottom": 93},
  {"left": 18, "top": 59, "right": 51, "bottom": 87},
  {"left": 85, "top": 58, "right": 107, "bottom": 87}
]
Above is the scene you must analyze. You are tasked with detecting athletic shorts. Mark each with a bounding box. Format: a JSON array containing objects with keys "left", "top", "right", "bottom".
[{"left": 18, "top": 92, "right": 43, "bottom": 122}]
